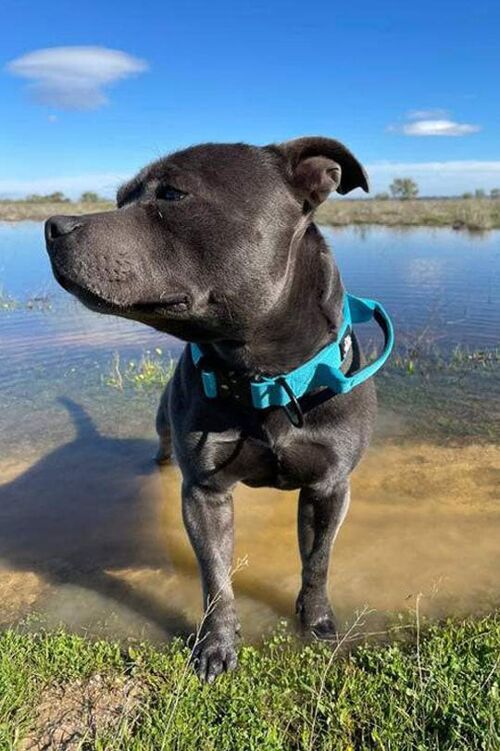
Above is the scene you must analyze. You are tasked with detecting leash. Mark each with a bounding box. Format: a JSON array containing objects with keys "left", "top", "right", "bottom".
[{"left": 190, "top": 292, "right": 394, "bottom": 427}]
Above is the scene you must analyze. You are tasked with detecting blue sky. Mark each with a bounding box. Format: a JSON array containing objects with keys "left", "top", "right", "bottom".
[{"left": 1, "top": 0, "right": 499, "bottom": 197}]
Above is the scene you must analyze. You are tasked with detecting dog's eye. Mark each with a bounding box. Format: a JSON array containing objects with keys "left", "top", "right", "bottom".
[{"left": 156, "top": 185, "right": 187, "bottom": 202}]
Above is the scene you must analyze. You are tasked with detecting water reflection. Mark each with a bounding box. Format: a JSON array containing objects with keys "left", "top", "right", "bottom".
[
  {"left": 0, "top": 398, "right": 498, "bottom": 642},
  {"left": 0, "top": 223, "right": 498, "bottom": 641},
  {"left": 0, "top": 398, "right": 191, "bottom": 638}
]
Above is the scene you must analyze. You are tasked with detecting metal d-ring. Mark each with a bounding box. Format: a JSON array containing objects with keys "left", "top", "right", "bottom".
[{"left": 277, "top": 377, "right": 304, "bottom": 428}]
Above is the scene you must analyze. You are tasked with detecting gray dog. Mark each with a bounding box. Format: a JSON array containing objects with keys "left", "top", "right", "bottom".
[{"left": 45, "top": 137, "right": 381, "bottom": 682}]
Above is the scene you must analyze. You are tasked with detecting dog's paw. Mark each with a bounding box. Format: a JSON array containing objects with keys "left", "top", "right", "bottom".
[
  {"left": 296, "top": 593, "right": 338, "bottom": 640},
  {"left": 192, "top": 634, "right": 238, "bottom": 683},
  {"left": 309, "top": 613, "right": 338, "bottom": 640}
]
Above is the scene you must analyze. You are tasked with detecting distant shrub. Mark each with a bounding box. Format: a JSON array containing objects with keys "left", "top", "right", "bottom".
[
  {"left": 389, "top": 178, "right": 419, "bottom": 200},
  {"left": 374, "top": 192, "right": 390, "bottom": 200},
  {"left": 475, "top": 188, "right": 486, "bottom": 199},
  {"left": 80, "top": 191, "right": 106, "bottom": 203},
  {"left": 25, "top": 192, "right": 70, "bottom": 203}
]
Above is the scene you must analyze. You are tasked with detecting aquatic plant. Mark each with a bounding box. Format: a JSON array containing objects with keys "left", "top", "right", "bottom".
[
  {"left": 97, "top": 340, "right": 500, "bottom": 442},
  {"left": 0, "top": 285, "right": 18, "bottom": 310},
  {"left": 104, "top": 349, "right": 175, "bottom": 390},
  {"left": 0, "top": 286, "right": 53, "bottom": 312}
]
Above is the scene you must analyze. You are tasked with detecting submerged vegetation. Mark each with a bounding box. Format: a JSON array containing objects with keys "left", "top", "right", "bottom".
[
  {"left": 377, "top": 338, "right": 500, "bottom": 442},
  {"left": 103, "top": 349, "right": 175, "bottom": 390},
  {"left": 0, "top": 615, "right": 498, "bottom": 750},
  {"left": 1, "top": 279, "right": 498, "bottom": 443},
  {"left": 0, "top": 286, "right": 53, "bottom": 311},
  {"left": 97, "top": 341, "right": 500, "bottom": 443}
]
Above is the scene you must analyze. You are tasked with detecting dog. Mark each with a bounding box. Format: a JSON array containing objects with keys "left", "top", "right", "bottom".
[{"left": 45, "top": 137, "right": 378, "bottom": 682}]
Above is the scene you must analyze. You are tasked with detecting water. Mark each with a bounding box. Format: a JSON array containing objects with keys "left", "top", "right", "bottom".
[
  {"left": 0, "top": 222, "right": 499, "bottom": 642},
  {"left": 333, "top": 226, "right": 500, "bottom": 349}
]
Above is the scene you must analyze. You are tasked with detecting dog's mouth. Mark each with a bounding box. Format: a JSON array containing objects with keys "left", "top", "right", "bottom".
[{"left": 53, "top": 267, "right": 191, "bottom": 317}]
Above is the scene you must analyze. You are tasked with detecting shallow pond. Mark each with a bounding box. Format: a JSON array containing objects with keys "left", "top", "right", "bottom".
[{"left": 0, "top": 222, "right": 498, "bottom": 641}]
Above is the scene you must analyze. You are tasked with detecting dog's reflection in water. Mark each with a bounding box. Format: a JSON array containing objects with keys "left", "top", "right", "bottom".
[
  {"left": 0, "top": 396, "right": 297, "bottom": 641},
  {"left": 0, "top": 397, "right": 195, "bottom": 639}
]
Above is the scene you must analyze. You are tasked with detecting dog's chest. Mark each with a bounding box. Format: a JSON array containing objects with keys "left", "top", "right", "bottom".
[{"left": 239, "top": 434, "right": 332, "bottom": 490}]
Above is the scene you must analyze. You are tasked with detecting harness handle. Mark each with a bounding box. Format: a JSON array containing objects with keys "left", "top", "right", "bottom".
[{"left": 324, "top": 296, "right": 394, "bottom": 394}]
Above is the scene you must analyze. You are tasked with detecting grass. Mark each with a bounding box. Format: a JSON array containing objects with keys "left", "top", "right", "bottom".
[
  {"left": 0, "top": 294, "right": 497, "bottom": 443},
  {"left": 1, "top": 197, "right": 500, "bottom": 230},
  {"left": 316, "top": 197, "right": 500, "bottom": 231},
  {"left": 98, "top": 342, "right": 500, "bottom": 443},
  {"left": 0, "top": 285, "right": 17, "bottom": 311},
  {"left": 377, "top": 344, "right": 500, "bottom": 443},
  {"left": 103, "top": 348, "right": 175, "bottom": 390},
  {"left": 0, "top": 614, "right": 498, "bottom": 749},
  {"left": 0, "top": 199, "right": 113, "bottom": 222},
  {"left": 0, "top": 286, "right": 53, "bottom": 312}
]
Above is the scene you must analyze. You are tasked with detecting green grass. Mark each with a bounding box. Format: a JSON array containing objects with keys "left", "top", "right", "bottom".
[
  {"left": 0, "top": 285, "right": 54, "bottom": 313},
  {"left": 99, "top": 343, "right": 500, "bottom": 443},
  {"left": 103, "top": 349, "right": 175, "bottom": 390},
  {"left": 376, "top": 343, "right": 500, "bottom": 443},
  {"left": 0, "top": 615, "right": 498, "bottom": 750},
  {"left": 0, "top": 286, "right": 17, "bottom": 311},
  {"left": 2, "top": 197, "right": 500, "bottom": 230},
  {"left": 0, "top": 199, "right": 113, "bottom": 222},
  {"left": 316, "top": 197, "right": 500, "bottom": 231}
]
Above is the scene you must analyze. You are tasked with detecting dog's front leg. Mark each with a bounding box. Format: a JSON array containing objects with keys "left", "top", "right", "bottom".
[
  {"left": 296, "top": 479, "right": 351, "bottom": 639},
  {"left": 182, "top": 481, "right": 238, "bottom": 682}
]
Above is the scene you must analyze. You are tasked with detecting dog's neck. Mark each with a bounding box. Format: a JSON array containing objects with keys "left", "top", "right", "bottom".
[{"left": 210, "top": 223, "right": 344, "bottom": 376}]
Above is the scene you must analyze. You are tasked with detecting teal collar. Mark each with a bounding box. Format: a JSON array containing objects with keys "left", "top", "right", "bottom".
[{"left": 190, "top": 292, "right": 394, "bottom": 424}]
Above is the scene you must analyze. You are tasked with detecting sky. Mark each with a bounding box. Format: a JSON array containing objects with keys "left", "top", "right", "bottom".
[{"left": 1, "top": 0, "right": 499, "bottom": 198}]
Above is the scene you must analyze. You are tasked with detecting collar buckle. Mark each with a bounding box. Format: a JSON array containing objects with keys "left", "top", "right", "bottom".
[{"left": 198, "top": 353, "right": 252, "bottom": 406}]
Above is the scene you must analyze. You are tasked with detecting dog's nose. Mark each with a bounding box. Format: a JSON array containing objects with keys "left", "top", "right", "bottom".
[{"left": 45, "top": 215, "right": 82, "bottom": 242}]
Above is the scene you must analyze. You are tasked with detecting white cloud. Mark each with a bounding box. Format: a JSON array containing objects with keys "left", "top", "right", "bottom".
[
  {"left": 6, "top": 46, "right": 148, "bottom": 110},
  {"left": 0, "top": 173, "right": 129, "bottom": 200},
  {"left": 366, "top": 161, "right": 500, "bottom": 196},
  {"left": 406, "top": 108, "right": 449, "bottom": 120},
  {"left": 401, "top": 119, "right": 481, "bottom": 137}
]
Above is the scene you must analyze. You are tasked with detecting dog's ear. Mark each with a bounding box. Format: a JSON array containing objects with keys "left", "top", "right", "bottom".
[{"left": 270, "top": 136, "right": 369, "bottom": 208}]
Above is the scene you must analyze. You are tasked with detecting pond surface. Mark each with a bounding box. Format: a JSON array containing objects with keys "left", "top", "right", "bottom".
[{"left": 0, "top": 222, "right": 498, "bottom": 642}]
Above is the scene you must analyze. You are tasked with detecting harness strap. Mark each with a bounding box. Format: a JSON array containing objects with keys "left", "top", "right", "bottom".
[{"left": 190, "top": 292, "right": 394, "bottom": 411}]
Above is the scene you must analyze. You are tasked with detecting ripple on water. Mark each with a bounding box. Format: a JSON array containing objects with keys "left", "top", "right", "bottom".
[{"left": 0, "top": 223, "right": 499, "bottom": 640}]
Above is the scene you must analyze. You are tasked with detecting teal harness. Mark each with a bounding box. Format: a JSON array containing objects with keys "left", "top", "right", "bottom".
[{"left": 190, "top": 292, "right": 394, "bottom": 427}]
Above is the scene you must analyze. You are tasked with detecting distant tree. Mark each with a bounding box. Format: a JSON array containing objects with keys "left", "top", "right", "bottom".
[
  {"left": 47, "top": 192, "right": 69, "bottom": 202},
  {"left": 80, "top": 191, "right": 103, "bottom": 203},
  {"left": 461, "top": 192, "right": 473, "bottom": 199},
  {"left": 389, "top": 178, "right": 419, "bottom": 200},
  {"left": 24, "top": 192, "right": 68, "bottom": 203},
  {"left": 475, "top": 189, "right": 486, "bottom": 199},
  {"left": 374, "top": 192, "right": 390, "bottom": 200},
  {"left": 490, "top": 188, "right": 500, "bottom": 199}
]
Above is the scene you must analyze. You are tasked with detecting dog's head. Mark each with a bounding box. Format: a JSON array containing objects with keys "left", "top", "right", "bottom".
[{"left": 45, "top": 137, "right": 368, "bottom": 342}]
